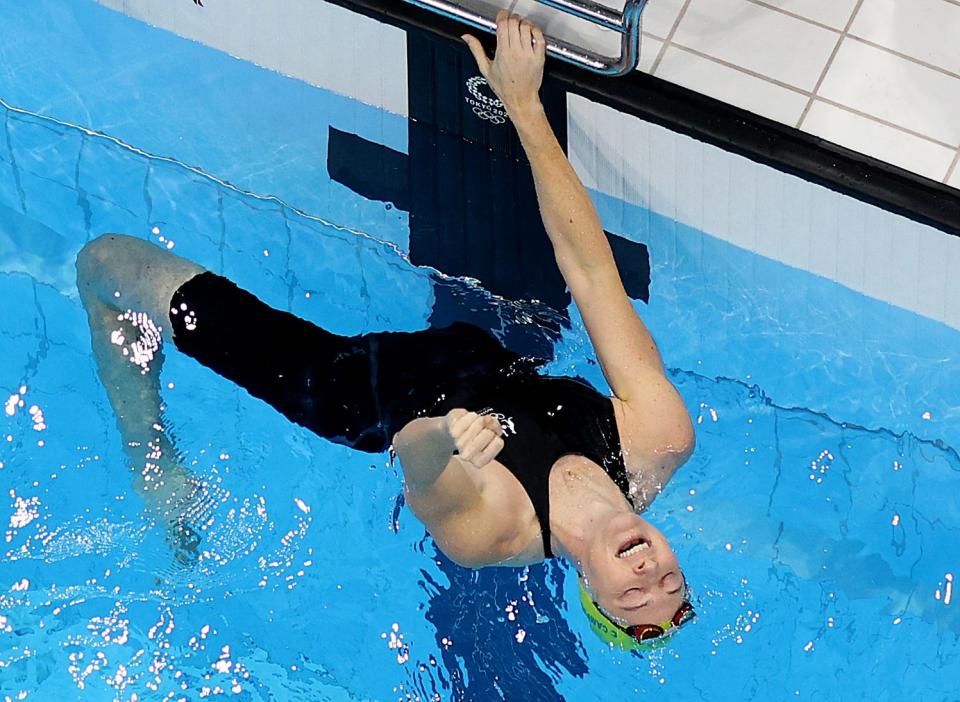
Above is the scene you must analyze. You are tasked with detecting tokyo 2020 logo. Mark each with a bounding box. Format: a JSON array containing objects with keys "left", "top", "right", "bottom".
[{"left": 465, "top": 76, "right": 508, "bottom": 125}]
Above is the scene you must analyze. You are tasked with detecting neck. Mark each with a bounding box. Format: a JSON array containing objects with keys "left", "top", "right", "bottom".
[{"left": 547, "top": 457, "right": 633, "bottom": 566}]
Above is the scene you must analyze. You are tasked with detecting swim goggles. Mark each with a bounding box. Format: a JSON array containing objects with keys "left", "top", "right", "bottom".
[{"left": 578, "top": 580, "right": 695, "bottom": 652}]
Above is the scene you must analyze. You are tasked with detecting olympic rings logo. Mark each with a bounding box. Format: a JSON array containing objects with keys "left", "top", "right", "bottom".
[
  {"left": 470, "top": 106, "right": 508, "bottom": 124},
  {"left": 465, "top": 76, "right": 509, "bottom": 125}
]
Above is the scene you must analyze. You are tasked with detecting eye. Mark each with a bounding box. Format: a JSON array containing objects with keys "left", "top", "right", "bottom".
[
  {"left": 620, "top": 588, "right": 647, "bottom": 608},
  {"left": 661, "top": 571, "right": 683, "bottom": 594}
]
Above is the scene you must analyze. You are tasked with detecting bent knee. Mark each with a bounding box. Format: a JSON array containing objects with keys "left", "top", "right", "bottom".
[
  {"left": 76, "top": 233, "right": 137, "bottom": 279},
  {"left": 75, "top": 233, "right": 158, "bottom": 300},
  {"left": 76, "top": 232, "right": 206, "bottom": 320}
]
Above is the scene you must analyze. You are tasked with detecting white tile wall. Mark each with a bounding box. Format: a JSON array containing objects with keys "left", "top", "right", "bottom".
[
  {"left": 817, "top": 38, "right": 960, "bottom": 147},
  {"left": 655, "top": 44, "right": 809, "bottom": 123},
  {"left": 567, "top": 93, "right": 959, "bottom": 331},
  {"left": 628, "top": 0, "right": 960, "bottom": 191},
  {"left": 639, "top": 34, "right": 664, "bottom": 73},
  {"left": 757, "top": 0, "right": 860, "bottom": 30},
  {"left": 670, "top": 0, "right": 839, "bottom": 91},
  {"left": 851, "top": 0, "right": 960, "bottom": 75},
  {"left": 948, "top": 160, "right": 960, "bottom": 189},
  {"left": 640, "top": 0, "right": 688, "bottom": 38},
  {"left": 802, "top": 101, "right": 957, "bottom": 181}
]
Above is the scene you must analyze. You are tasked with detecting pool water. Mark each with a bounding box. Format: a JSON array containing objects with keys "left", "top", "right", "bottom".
[{"left": 1, "top": 2, "right": 959, "bottom": 701}]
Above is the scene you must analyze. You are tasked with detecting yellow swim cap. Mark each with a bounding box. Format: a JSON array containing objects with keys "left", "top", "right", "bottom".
[{"left": 578, "top": 580, "right": 689, "bottom": 652}]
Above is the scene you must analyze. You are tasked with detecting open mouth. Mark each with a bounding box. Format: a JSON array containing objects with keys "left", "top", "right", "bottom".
[{"left": 616, "top": 535, "right": 651, "bottom": 558}]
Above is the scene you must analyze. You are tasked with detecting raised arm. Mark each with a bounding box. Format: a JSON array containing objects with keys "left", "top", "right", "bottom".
[
  {"left": 463, "top": 14, "right": 694, "bottom": 462},
  {"left": 463, "top": 14, "right": 665, "bottom": 396}
]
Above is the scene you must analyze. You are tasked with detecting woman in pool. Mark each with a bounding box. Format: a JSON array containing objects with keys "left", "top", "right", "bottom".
[{"left": 77, "top": 12, "right": 695, "bottom": 649}]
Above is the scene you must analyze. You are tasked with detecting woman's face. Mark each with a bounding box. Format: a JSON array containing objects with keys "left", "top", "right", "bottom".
[{"left": 580, "top": 512, "right": 685, "bottom": 627}]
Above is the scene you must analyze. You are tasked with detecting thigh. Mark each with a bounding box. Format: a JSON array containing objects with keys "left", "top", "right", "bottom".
[
  {"left": 371, "top": 322, "right": 530, "bottom": 438},
  {"left": 77, "top": 233, "right": 205, "bottom": 342},
  {"left": 169, "top": 271, "right": 389, "bottom": 452}
]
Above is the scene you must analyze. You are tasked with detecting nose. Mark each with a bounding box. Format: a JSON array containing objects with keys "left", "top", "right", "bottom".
[{"left": 632, "top": 557, "right": 657, "bottom": 575}]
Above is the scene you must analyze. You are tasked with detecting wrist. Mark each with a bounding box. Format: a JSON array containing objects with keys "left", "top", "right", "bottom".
[
  {"left": 504, "top": 97, "right": 545, "bottom": 123},
  {"left": 433, "top": 415, "right": 458, "bottom": 453},
  {"left": 507, "top": 100, "right": 557, "bottom": 156},
  {"left": 394, "top": 415, "right": 459, "bottom": 491},
  {"left": 396, "top": 415, "right": 457, "bottom": 455}
]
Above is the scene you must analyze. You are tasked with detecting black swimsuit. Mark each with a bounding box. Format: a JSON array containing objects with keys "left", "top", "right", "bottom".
[{"left": 169, "top": 272, "right": 629, "bottom": 557}]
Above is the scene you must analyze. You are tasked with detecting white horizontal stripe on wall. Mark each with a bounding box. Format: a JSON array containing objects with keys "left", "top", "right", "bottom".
[
  {"left": 567, "top": 93, "right": 960, "bottom": 330},
  {"left": 95, "top": 0, "right": 409, "bottom": 117}
]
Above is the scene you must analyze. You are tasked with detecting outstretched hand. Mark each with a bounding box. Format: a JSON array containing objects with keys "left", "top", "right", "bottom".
[
  {"left": 445, "top": 408, "right": 505, "bottom": 469},
  {"left": 462, "top": 10, "right": 546, "bottom": 114}
]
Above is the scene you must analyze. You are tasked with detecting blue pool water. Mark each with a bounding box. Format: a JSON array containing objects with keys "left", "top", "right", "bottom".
[{"left": 1, "top": 2, "right": 959, "bottom": 701}]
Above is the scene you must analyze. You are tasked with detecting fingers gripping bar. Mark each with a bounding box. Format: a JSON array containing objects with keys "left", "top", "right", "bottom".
[{"left": 401, "top": 0, "right": 649, "bottom": 76}]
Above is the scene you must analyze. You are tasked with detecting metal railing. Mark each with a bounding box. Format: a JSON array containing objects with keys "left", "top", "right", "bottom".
[{"left": 400, "top": 0, "right": 649, "bottom": 76}]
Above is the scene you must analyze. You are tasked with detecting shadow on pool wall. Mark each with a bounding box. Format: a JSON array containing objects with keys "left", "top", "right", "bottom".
[{"left": 323, "top": 27, "right": 652, "bottom": 361}]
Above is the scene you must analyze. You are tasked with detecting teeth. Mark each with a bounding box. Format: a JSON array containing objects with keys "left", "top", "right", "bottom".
[{"left": 618, "top": 540, "right": 650, "bottom": 558}]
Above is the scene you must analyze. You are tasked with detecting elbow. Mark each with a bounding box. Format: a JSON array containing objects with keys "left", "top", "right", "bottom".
[
  {"left": 684, "top": 425, "right": 697, "bottom": 462},
  {"left": 447, "top": 552, "right": 488, "bottom": 569},
  {"left": 392, "top": 417, "right": 436, "bottom": 461},
  {"left": 674, "top": 415, "right": 696, "bottom": 462},
  {"left": 656, "top": 414, "right": 696, "bottom": 465}
]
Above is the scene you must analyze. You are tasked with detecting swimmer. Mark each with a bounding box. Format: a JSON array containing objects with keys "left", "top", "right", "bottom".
[{"left": 76, "top": 11, "right": 695, "bottom": 650}]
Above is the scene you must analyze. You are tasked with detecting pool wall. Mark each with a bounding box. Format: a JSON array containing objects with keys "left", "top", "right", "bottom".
[
  {"left": 92, "top": 0, "right": 960, "bottom": 313},
  {"left": 88, "top": 0, "right": 960, "bottom": 444},
  {"left": 96, "top": 0, "right": 410, "bottom": 117},
  {"left": 2, "top": 3, "right": 959, "bottom": 700}
]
